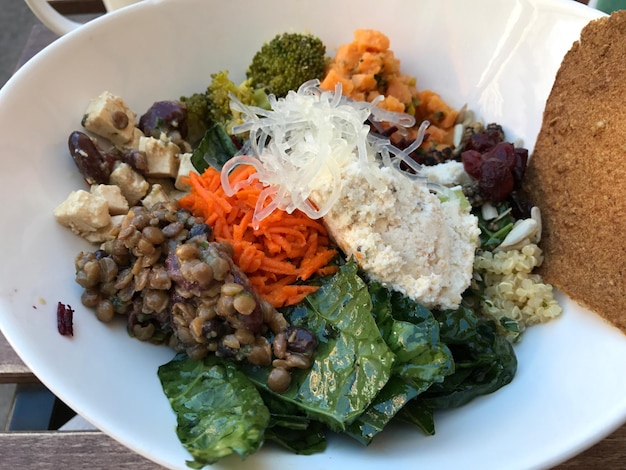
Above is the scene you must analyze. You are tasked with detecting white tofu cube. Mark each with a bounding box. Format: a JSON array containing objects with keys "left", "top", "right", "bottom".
[
  {"left": 142, "top": 184, "right": 170, "bottom": 209},
  {"left": 175, "top": 152, "right": 199, "bottom": 191},
  {"left": 83, "top": 215, "right": 126, "bottom": 244},
  {"left": 147, "top": 177, "right": 187, "bottom": 201},
  {"left": 82, "top": 91, "right": 137, "bottom": 146},
  {"left": 54, "top": 190, "right": 111, "bottom": 234},
  {"left": 109, "top": 162, "right": 149, "bottom": 206},
  {"left": 123, "top": 127, "right": 145, "bottom": 151},
  {"left": 138, "top": 136, "right": 180, "bottom": 178},
  {"left": 90, "top": 184, "right": 129, "bottom": 215}
]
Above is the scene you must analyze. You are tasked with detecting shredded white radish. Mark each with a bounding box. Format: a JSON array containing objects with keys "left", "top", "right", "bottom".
[{"left": 224, "top": 80, "right": 428, "bottom": 228}]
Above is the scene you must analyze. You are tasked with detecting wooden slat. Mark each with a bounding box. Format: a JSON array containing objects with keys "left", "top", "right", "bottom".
[
  {"left": 0, "top": 333, "right": 37, "bottom": 384},
  {"left": 49, "top": 0, "right": 106, "bottom": 15},
  {"left": 0, "top": 427, "right": 626, "bottom": 469},
  {"left": 0, "top": 431, "right": 165, "bottom": 469},
  {"left": 556, "top": 426, "right": 626, "bottom": 468}
]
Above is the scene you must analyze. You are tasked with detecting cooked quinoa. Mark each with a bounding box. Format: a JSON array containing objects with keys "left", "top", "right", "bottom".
[{"left": 473, "top": 243, "right": 562, "bottom": 339}]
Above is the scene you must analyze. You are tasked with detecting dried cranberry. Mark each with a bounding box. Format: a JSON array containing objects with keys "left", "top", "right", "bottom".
[
  {"left": 465, "top": 133, "right": 492, "bottom": 153},
  {"left": 462, "top": 126, "right": 529, "bottom": 203},
  {"left": 487, "top": 142, "right": 517, "bottom": 171},
  {"left": 479, "top": 159, "right": 515, "bottom": 202},
  {"left": 57, "top": 302, "right": 74, "bottom": 336},
  {"left": 462, "top": 150, "right": 483, "bottom": 179},
  {"left": 464, "top": 126, "right": 504, "bottom": 152}
]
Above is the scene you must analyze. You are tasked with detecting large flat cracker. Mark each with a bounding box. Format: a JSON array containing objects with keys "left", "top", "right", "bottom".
[{"left": 525, "top": 11, "right": 626, "bottom": 331}]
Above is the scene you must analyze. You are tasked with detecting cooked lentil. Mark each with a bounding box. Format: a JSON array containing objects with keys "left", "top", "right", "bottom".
[
  {"left": 74, "top": 200, "right": 317, "bottom": 392},
  {"left": 267, "top": 366, "right": 292, "bottom": 393}
]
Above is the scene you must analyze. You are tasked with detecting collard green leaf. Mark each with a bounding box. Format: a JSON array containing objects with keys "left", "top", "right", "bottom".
[
  {"left": 367, "top": 280, "right": 394, "bottom": 337},
  {"left": 369, "top": 282, "right": 453, "bottom": 389},
  {"left": 260, "top": 389, "right": 327, "bottom": 454},
  {"left": 158, "top": 353, "right": 270, "bottom": 468},
  {"left": 388, "top": 289, "right": 435, "bottom": 325},
  {"left": 265, "top": 421, "right": 327, "bottom": 455},
  {"left": 397, "top": 400, "right": 436, "bottom": 436},
  {"left": 345, "top": 376, "right": 421, "bottom": 445},
  {"left": 260, "top": 391, "right": 312, "bottom": 430},
  {"left": 419, "top": 308, "right": 517, "bottom": 409},
  {"left": 436, "top": 304, "right": 480, "bottom": 344},
  {"left": 344, "top": 282, "right": 452, "bottom": 445},
  {"left": 386, "top": 320, "right": 453, "bottom": 386},
  {"left": 190, "top": 123, "right": 238, "bottom": 172},
  {"left": 244, "top": 261, "right": 395, "bottom": 431}
]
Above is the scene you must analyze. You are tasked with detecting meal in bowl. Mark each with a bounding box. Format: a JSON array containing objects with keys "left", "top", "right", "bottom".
[{"left": 52, "top": 29, "right": 560, "bottom": 467}]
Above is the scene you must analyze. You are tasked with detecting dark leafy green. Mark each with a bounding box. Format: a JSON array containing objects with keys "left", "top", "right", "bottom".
[
  {"left": 158, "top": 353, "right": 270, "bottom": 468},
  {"left": 244, "top": 261, "right": 395, "bottom": 431},
  {"left": 345, "top": 282, "right": 453, "bottom": 444},
  {"left": 260, "top": 390, "right": 328, "bottom": 454},
  {"left": 265, "top": 421, "right": 327, "bottom": 455},
  {"left": 157, "top": 266, "right": 519, "bottom": 465},
  {"left": 476, "top": 202, "right": 515, "bottom": 249},
  {"left": 190, "top": 123, "right": 238, "bottom": 172},
  {"left": 397, "top": 401, "right": 436, "bottom": 436},
  {"left": 345, "top": 376, "right": 421, "bottom": 445},
  {"left": 369, "top": 282, "right": 453, "bottom": 388},
  {"left": 415, "top": 305, "right": 517, "bottom": 410},
  {"left": 386, "top": 291, "right": 454, "bottom": 387}
]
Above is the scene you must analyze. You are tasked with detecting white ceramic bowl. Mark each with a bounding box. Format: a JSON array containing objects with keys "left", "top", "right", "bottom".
[{"left": 1, "top": 1, "right": 623, "bottom": 469}]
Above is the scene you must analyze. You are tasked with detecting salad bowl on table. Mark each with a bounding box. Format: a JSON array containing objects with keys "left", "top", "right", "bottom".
[{"left": 1, "top": 0, "right": 625, "bottom": 469}]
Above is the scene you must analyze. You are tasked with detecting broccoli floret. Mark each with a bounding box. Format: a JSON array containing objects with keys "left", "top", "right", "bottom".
[
  {"left": 246, "top": 33, "right": 327, "bottom": 98},
  {"left": 179, "top": 92, "right": 211, "bottom": 146},
  {"left": 180, "top": 71, "right": 269, "bottom": 144},
  {"left": 206, "top": 70, "right": 268, "bottom": 130}
]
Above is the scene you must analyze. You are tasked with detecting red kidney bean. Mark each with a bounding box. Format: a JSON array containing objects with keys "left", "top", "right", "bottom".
[{"left": 68, "top": 131, "right": 115, "bottom": 184}]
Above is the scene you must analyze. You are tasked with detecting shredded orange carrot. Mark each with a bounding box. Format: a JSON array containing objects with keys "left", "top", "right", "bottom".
[{"left": 179, "top": 164, "right": 338, "bottom": 308}]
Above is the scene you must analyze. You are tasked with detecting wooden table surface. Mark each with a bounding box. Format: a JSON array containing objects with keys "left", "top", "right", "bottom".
[
  {"left": 2, "top": 329, "right": 626, "bottom": 469},
  {"left": 2, "top": 0, "right": 625, "bottom": 468}
]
